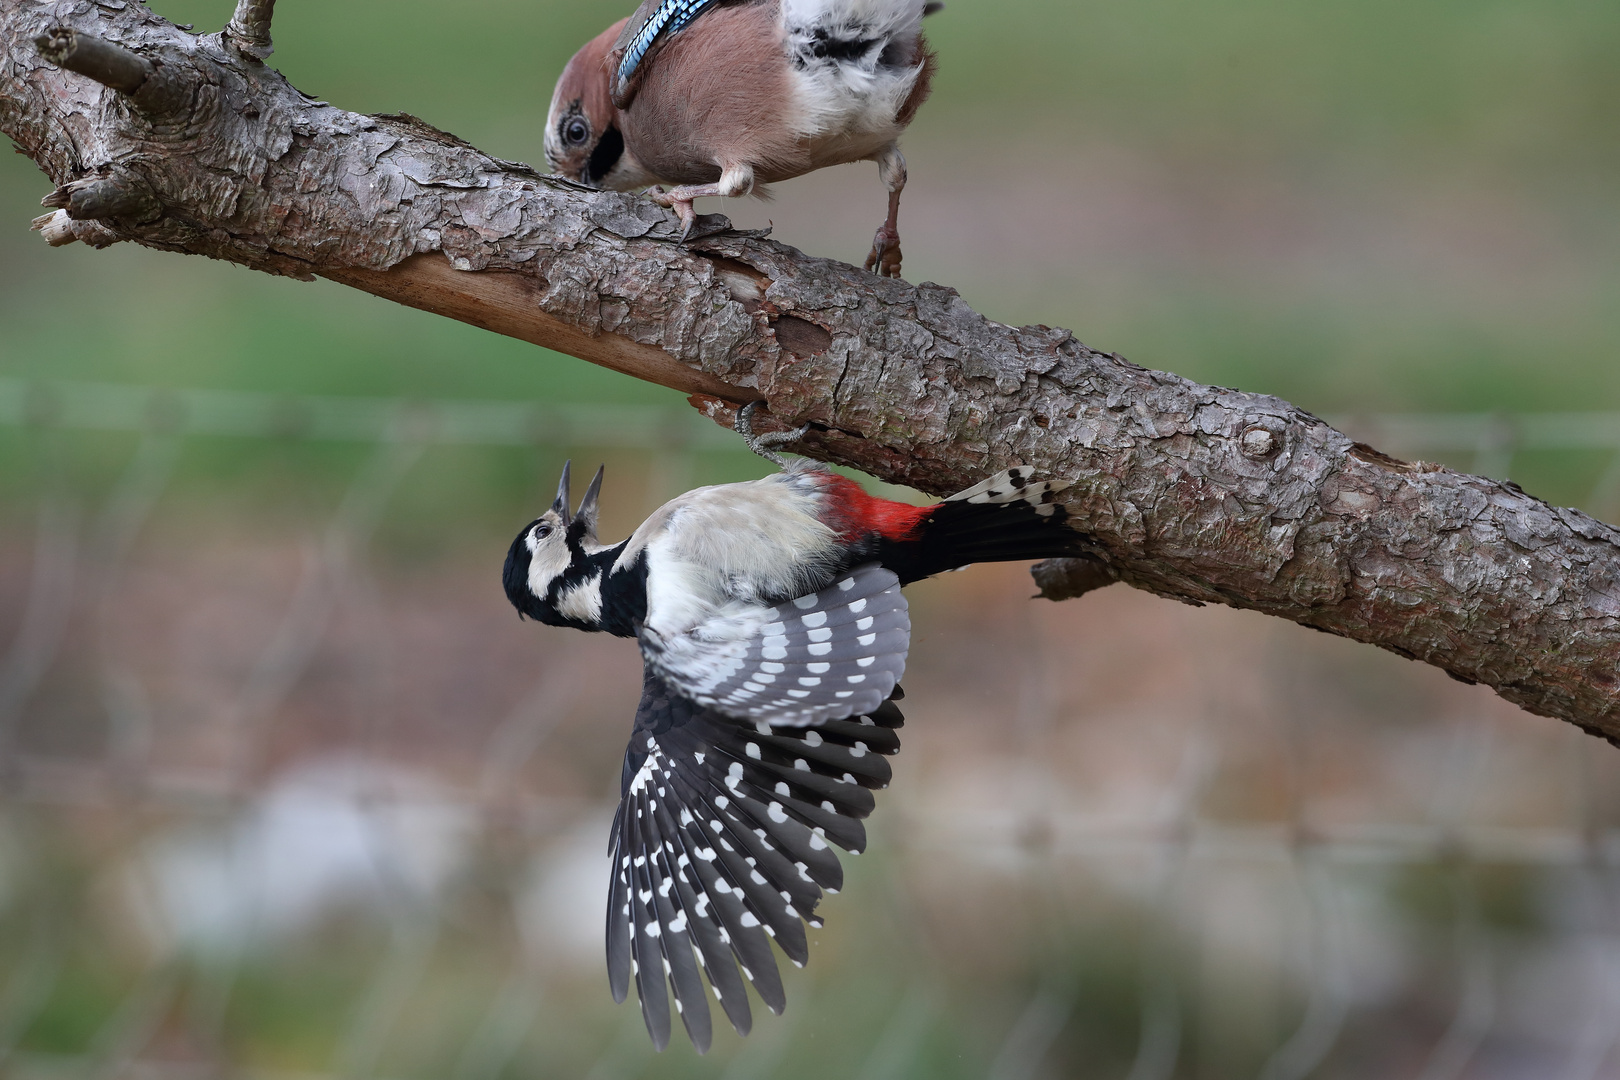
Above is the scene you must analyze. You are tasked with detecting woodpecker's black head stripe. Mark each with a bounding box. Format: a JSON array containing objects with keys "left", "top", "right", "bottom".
[{"left": 501, "top": 519, "right": 545, "bottom": 620}]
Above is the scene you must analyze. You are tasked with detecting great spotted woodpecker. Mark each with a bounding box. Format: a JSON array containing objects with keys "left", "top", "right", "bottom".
[{"left": 502, "top": 405, "right": 1086, "bottom": 1051}]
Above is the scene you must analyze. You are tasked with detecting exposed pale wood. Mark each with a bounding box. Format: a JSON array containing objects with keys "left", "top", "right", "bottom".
[{"left": 324, "top": 256, "right": 750, "bottom": 401}]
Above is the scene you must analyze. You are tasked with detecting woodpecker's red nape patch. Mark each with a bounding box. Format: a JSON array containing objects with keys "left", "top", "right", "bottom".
[{"left": 819, "top": 474, "right": 937, "bottom": 542}]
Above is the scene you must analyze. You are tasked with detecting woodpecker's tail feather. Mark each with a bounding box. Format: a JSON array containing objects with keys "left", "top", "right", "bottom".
[
  {"left": 885, "top": 466, "right": 1088, "bottom": 584},
  {"left": 609, "top": 669, "right": 903, "bottom": 1052}
]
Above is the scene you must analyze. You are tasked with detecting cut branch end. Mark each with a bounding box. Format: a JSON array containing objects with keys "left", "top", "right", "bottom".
[
  {"left": 33, "top": 26, "right": 151, "bottom": 94},
  {"left": 42, "top": 173, "right": 161, "bottom": 225},
  {"left": 31, "top": 210, "right": 77, "bottom": 246},
  {"left": 30, "top": 209, "right": 121, "bottom": 249}
]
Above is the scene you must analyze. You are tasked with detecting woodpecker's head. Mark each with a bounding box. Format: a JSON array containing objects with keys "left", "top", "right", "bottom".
[
  {"left": 545, "top": 18, "right": 652, "bottom": 191},
  {"left": 504, "top": 461, "right": 609, "bottom": 628}
]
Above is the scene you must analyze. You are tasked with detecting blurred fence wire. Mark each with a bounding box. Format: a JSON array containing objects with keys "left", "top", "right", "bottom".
[{"left": 0, "top": 378, "right": 1617, "bottom": 1080}]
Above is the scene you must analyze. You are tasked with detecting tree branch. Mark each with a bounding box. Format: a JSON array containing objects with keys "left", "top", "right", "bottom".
[
  {"left": 5, "top": 2, "right": 1619, "bottom": 739},
  {"left": 225, "top": 0, "right": 276, "bottom": 60},
  {"left": 31, "top": 25, "right": 150, "bottom": 92}
]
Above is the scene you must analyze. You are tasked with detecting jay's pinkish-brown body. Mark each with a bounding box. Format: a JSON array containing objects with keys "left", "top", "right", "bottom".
[{"left": 545, "top": 0, "right": 936, "bottom": 277}]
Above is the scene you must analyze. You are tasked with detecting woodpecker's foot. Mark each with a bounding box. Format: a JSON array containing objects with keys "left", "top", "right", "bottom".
[
  {"left": 649, "top": 186, "right": 699, "bottom": 242},
  {"left": 864, "top": 224, "right": 903, "bottom": 278},
  {"left": 736, "top": 401, "right": 810, "bottom": 468}
]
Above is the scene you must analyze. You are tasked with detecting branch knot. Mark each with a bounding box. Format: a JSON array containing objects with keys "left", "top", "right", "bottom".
[{"left": 42, "top": 171, "right": 161, "bottom": 226}]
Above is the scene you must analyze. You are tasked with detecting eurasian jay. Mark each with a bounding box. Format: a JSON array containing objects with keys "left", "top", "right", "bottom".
[{"left": 545, "top": 0, "right": 938, "bottom": 278}]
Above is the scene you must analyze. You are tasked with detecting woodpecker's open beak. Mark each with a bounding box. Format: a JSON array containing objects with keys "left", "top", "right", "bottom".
[
  {"left": 576, "top": 465, "right": 605, "bottom": 543},
  {"left": 552, "top": 460, "right": 573, "bottom": 526}
]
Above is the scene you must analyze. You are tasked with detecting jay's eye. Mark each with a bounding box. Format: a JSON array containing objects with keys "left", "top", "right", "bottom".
[{"left": 562, "top": 117, "right": 590, "bottom": 146}]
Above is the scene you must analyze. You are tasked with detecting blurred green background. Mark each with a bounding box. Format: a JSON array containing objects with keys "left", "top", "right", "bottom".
[{"left": 3, "top": 2, "right": 1620, "bottom": 1078}]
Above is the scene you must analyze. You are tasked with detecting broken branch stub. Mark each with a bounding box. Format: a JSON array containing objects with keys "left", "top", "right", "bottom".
[
  {"left": 33, "top": 26, "right": 150, "bottom": 93},
  {"left": 225, "top": 0, "right": 277, "bottom": 59}
]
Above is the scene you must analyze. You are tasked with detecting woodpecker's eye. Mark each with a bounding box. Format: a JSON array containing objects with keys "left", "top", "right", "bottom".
[{"left": 562, "top": 117, "right": 590, "bottom": 146}]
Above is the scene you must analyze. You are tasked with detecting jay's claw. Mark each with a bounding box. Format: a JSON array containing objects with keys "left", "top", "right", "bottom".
[
  {"left": 648, "top": 187, "right": 699, "bottom": 243},
  {"left": 865, "top": 225, "right": 903, "bottom": 279}
]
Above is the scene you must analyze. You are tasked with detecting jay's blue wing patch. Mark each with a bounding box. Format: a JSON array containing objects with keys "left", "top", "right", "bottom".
[
  {"left": 639, "top": 563, "right": 910, "bottom": 727},
  {"left": 611, "top": 0, "right": 726, "bottom": 107},
  {"left": 609, "top": 669, "right": 904, "bottom": 1051}
]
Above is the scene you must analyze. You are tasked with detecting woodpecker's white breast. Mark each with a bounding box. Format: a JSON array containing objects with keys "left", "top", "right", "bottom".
[
  {"left": 779, "top": 0, "right": 926, "bottom": 164},
  {"left": 616, "top": 466, "right": 842, "bottom": 637}
]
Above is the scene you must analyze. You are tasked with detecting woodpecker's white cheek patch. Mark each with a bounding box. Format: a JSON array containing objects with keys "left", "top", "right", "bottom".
[{"left": 525, "top": 515, "right": 575, "bottom": 601}]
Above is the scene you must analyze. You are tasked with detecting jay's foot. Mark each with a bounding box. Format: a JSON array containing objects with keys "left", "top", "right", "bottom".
[
  {"left": 649, "top": 186, "right": 699, "bottom": 242},
  {"left": 865, "top": 224, "right": 903, "bottom": 279}
]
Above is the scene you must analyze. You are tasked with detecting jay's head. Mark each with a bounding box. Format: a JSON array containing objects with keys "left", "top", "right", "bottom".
[{"left": 545, "top": 19, "right": 647, "bottom": 190}]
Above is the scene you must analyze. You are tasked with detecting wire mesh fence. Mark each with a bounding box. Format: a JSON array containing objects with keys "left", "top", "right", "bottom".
[{"left": 0, "top": 378, "right": 1617, "bottom": 1080}]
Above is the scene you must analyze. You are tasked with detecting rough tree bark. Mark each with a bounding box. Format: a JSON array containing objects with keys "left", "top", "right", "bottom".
[{"left": 4, "top": 1, "right": 1619, "bottom": 739}]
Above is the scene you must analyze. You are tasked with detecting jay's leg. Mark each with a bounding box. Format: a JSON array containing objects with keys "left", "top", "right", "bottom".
[
  {"left": 864, "top": 145, "right": 907, "bottom": 279},
  {"left": 649, "top": 162, "right": 754, "bottom": 242}
]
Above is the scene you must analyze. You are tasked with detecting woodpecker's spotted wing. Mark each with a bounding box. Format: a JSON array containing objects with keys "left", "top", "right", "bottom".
[
  {"left": 639, "top": 563, "right": 909, "bottom": 728},
  {"left": 609, "top": 668, "right": 904, "bottom": 1051}
]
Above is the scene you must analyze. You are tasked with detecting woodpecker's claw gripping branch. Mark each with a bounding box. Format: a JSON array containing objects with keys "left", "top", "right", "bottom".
[{"left": 735, "top": 401, "right": 809, "bottom": 468}]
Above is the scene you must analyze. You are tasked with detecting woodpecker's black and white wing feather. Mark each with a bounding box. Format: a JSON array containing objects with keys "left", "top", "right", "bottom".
[
  {"left": 608, "top": 669, "right": 903, "bottom": 1052},
  {"left": 640, "top": 563, "right": 909, "bottom": 728}
]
